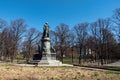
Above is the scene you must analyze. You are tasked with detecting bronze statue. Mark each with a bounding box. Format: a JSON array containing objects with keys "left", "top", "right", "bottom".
[{"left": 42, "top": 23, "right": 49, "bottom": 38}]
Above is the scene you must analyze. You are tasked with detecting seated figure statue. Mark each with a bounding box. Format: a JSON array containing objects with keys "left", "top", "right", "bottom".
[{"left": 51, "top": 46, "right": 56, "bottom": 53}]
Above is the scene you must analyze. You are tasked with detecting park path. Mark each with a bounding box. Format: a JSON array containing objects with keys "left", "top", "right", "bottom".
[
  {"left": 104, "top": 60, "right": 120, "bottom": 67},
  {"left": 76, "top": 60, "right": 120, "bottom": 67}
]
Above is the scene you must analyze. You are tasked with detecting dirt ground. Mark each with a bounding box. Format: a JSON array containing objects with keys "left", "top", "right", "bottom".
[{"left": 0, "top": 64, "right": 119, "bottom": 80}]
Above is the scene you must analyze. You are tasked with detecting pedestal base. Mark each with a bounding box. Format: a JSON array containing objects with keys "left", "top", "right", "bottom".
[{"left": 29, "top": 53, "right": 62, "bottom": 66}]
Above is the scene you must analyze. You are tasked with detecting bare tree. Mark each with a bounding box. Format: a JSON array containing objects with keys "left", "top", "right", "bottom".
[
  {"left": 9, "top": 18, "right": 27, "bottom": 62},
  {"left": 90, "top": 18, "right": 114, "bottom": 65},
  {"left": 50, "top": 30, "right": 59, "bottom": 50},
  {"left": 23, "top": 28, "right": 41, "bottom": 63},
  {"left": 112, "top": 8, "right": 120, "bottom": 43},
  {"left": 0, "top": 19, "right": 8, "bottom": 60},
  {"left": 54, "top": 23, "right": 70, "bottom": 63},
  {"left": 74, "top": 22, "right": 89, "bottom": 64},
  {"left": 1, "top": 28, "right": 9, "bottom": 61},
  {"left": 69, "top": 30, "right": 75, "bottom": 63}
]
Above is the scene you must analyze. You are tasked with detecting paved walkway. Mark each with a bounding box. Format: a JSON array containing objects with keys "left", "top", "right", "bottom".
[
  {"left": 14, "top": 63, "right": 73, "bottom": 67},
  {"left": 104, "top": 60, "right": 120, "bottom": 67},
  {"left": 77, "top": 60, "right": 120, "bottom": 67}
]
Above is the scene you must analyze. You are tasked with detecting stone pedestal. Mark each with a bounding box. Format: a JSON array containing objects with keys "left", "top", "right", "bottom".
[
  {"left": 41, "top": 38, "right": 51, "bottom": 54},
  {"left": 38, "top": 38, "right": 62, "bottom": 65}
]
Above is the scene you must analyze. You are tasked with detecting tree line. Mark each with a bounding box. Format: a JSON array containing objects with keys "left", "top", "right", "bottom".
[{"left": 0, "top": 8, "right": 120, "bottom": 65}]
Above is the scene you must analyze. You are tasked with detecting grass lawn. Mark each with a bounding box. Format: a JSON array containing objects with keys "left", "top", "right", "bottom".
[
  {"left": 63, "top": 57, "right": 95, "bottom": 64},
  {"left": 63, "top": 57, "right": 79, "bottom": 64},
  {"left": 102, "top": 66, "right": 120, "bottom": 71},
  {"left": 0, "top": 64, "right": 119, "bottom": 80}
]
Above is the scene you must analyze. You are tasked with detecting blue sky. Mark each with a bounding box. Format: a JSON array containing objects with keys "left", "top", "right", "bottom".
[{"left": 0, "top": 0, "right": 120, "bottom": 31}]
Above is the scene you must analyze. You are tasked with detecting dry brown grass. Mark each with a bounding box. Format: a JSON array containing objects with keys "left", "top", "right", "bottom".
[{"left": 0, "top": 64, "right": 119, "bottom": 80}]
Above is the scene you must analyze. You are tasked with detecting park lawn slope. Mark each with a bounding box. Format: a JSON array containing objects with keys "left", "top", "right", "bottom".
[{"left": 0, "top": 64, "right": 119, "bottom": 80}]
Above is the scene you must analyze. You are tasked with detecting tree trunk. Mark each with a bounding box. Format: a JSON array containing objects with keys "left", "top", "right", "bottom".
[
  {"left": 79, "top": 47, "right": 82, "bottom": 64},
  {"left": 61, "top": 49, "right": 63, "bottom": 63},
  {"left": 71, "top": 48, "right": 74, "bottom": 64}
]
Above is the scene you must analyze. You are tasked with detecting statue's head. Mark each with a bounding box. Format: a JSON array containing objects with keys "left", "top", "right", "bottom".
[
  {"left": 44, "top": 22, "right": 49, "bottom": 28},
  {"left": 45, "top": 22, "right": 48, "bottom": 25}
]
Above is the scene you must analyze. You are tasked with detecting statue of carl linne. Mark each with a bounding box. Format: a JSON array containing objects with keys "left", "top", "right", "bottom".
[{"left": 42, "top": 22, "right": 49, "bottom": 38}]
